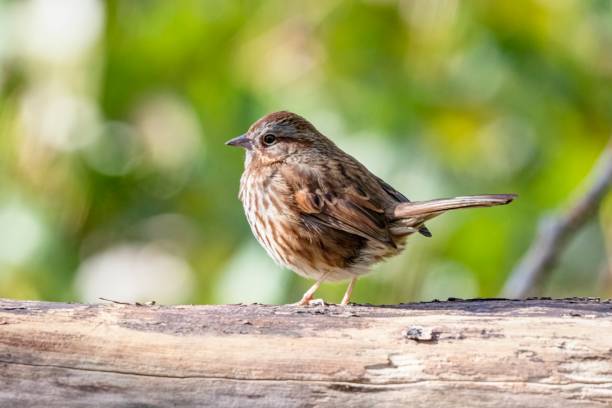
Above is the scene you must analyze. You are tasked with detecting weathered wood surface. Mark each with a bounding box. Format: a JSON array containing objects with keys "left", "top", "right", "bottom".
[{"left": 1, "top": 298, "right": 612, "bottom": 407}]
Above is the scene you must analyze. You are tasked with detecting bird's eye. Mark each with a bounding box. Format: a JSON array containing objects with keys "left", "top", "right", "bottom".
[{"left": 262, "top": 134, "right": 277, "bottom": 146}]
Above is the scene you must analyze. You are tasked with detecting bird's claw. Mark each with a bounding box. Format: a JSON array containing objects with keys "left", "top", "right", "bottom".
[{"left": 293, "top": 297, "right": 326, "bottom": 307}]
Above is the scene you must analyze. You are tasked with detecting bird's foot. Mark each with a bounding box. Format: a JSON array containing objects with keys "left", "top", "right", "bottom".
[
  {"left": 340, "top": 277, "right": 357, "bottom": 306},
  {"left": 293, "top": 297, "right": 326, "bottom": 306},
  {"left": 340, "top": 298, "right": 351, "bottom": 306}
]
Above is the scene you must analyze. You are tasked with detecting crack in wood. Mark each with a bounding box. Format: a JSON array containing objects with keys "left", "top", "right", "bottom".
[{"left": 2, "top": 359, "right": 611, "bottom": 388}]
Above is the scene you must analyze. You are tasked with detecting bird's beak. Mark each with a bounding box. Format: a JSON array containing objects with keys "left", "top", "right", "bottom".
[{"left": 225, "top": 134, "right": 252, "bottom": 150}]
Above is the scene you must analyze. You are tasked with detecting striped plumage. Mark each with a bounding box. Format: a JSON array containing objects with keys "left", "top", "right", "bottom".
[{"left": 227, "top": 111, "right": 515, "bottom": 305}]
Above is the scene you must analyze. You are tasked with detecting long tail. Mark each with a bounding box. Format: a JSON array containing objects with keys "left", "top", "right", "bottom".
[{"left": 393, "top": 194, "right": 516, "bottom": 219}]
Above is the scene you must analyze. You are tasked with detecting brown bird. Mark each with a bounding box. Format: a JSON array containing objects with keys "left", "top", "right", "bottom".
[{"left": 226, "top": 111, "right": 515, "bottom": 305}]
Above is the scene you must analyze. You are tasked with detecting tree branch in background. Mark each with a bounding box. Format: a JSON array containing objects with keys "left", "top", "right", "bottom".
[{"left": 502, "top": 139, "right": 612, "bottom": 298}]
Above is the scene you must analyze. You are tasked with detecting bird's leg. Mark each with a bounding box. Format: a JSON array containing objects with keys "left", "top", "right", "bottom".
[
  {"left": 295, "top": 273, "right": 329, "bottom": 306},
  {"left": 340, "top": 277, "right": 358, "bottom": 305}
]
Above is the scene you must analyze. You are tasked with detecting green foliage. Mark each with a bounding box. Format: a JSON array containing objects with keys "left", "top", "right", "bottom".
[{"left": 0, "top": 0, "right": 609, "bottom": 304}]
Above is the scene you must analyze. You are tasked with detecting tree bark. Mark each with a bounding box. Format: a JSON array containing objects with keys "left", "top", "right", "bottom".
[{"left": 1, "top": 298, "right": 611, "bottom": 407}]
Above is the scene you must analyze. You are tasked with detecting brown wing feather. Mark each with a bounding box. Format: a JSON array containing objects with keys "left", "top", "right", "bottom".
[
  {"left": 295, "top": 186, "right": 396, "bottom": 247},
  {"left": 285, "top": 165, "right": 396, "bottom": 248}
]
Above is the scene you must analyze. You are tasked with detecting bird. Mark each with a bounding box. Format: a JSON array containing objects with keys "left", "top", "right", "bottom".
[{"left": 226, "top": 111, "right": 516, "bottom": 305}]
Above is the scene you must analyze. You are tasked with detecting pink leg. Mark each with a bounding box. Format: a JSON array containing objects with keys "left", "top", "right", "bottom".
[
  {"left": 340, "top": 277, "right": 357, "bottom": 305},
  {"left": 295, "top": 273, "right": 329, "bottom": 306}
]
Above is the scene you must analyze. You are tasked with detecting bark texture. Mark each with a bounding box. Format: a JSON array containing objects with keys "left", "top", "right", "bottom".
[{"left": 1, "top": 298, "right": 612, "bottom": 407}]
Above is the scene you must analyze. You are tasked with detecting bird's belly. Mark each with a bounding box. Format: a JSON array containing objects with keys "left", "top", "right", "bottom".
[
  {"left": 241, "top": 184, "right": 407, "bottom": 282},
  {"left": 242, "top": 189, "right": 347, "bottom": 280}
]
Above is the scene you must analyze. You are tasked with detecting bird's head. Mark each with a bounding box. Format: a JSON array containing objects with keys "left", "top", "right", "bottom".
[{"left": 226, "top": 111, "right": 332, "bottom": 167}]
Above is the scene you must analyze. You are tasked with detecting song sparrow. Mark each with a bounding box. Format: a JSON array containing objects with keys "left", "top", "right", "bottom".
[{"left": 227, "top": 111, "right": 515, "bottom": 305}]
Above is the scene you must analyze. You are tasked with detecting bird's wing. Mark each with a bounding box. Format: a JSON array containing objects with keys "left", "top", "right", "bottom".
[{"left": 290, "top": 171, "right": 396, "bottom": 248}]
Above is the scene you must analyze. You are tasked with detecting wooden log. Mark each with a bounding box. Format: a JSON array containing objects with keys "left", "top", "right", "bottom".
[{"left": 1, "top": 298, "right": 611, "bottom": 407}]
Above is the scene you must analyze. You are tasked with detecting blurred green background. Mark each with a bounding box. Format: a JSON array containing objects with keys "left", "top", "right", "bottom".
[{"left": 0, "top": 0, "right": 610, "bottom": 304}]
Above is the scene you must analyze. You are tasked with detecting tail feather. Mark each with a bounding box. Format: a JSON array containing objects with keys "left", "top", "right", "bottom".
[{"left": 393, "top": 194, "right": 516, "bottom": 219}]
